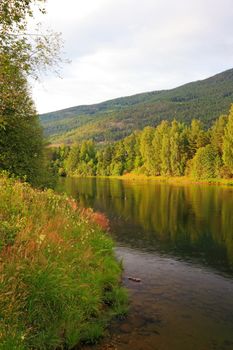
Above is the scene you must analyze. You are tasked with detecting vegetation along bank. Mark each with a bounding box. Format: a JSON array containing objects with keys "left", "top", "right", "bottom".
[
  {"left": 49, "top": 106, "right": 233, "bottom": 183},
  {"left": 0, "top": 174, "right": 127, "bottom": 350}
]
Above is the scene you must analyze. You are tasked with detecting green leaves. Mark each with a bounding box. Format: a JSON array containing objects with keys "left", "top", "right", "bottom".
[
  {"left": 223, "top": 105, "right": 233, "bottom": 173},
  {"left": 0, "top": 0, "right": 64, "bottom": 187},
  {"left": 188, "top": 144, "right": 222, "bottom": 180}
]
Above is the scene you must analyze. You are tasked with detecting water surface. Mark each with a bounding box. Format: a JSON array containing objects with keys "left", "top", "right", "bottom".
[{"left": 57, "top": 178, "right": 233, "bottom": 350}]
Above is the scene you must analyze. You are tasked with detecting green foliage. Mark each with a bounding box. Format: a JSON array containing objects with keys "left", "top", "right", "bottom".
[
  {"left": 187, "top": 145, "right": 222, "bottom": 179},
  {"left": 65, "top": 141, "right": 97, "bottom": 176},
  {"left": 140, "top": 127, "right": 156, "bottom": 175},
  {"left": 170, "top": 120, "right": 188, "bottom": 176},
  {"left": 0, "top": 174, "right": 128, "bottom": 349},
  {"left": 97, "top": 145, "right": 114, "bottom": 176},
  {"left": 210, "top": 114, "right": 228, "bottom": 153},
  {"left": 223, "top": 106, "right": 233, "bottom": 173},
  {"left": 0, "top": 0, "right": 63, "bottom": 187},
  {"left": 187, "top": 119, "right": 209, "bottom": 158},
  {"left": 65, "top": 143, "right": 80, "bottom": 173},
  {"left": 0, "top": 0, "right": 45, "bottom": 29},
  {"left": 40, "top": 69, "right": 233, "bottom": 144},
  {"left": 50, "top": 107, "right": 233, "bottom": 181},
  {"left": 0, "top": 55, "right": 48, "bottom": 187}
]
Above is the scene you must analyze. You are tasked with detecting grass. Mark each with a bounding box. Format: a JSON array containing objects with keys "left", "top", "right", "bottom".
[
  {"left": 0, "top": 173, "right": 128, "bottom": 350},
  {"left": 69, "top": 172, "right": 233, "bottom": 187}
]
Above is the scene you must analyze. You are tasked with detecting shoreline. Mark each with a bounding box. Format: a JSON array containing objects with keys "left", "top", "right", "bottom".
[
  {"left": 0, "top": 174, "right": 128, "bottom": 349},
  {"left": 67, "top": 174, "right": 233, "bottom": 187}
]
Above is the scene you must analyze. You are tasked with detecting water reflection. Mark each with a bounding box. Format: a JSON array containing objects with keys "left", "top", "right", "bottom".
[
  {"left": 57, "top": 178, "right": 233, "bottom": 350},
  {"left": 57, "top": 178, "right": 233, "bottom": 274}
]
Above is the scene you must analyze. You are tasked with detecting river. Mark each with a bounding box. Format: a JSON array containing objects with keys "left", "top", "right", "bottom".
[{"left": 56, "top": 177, "right": 233, "bottom": 350}]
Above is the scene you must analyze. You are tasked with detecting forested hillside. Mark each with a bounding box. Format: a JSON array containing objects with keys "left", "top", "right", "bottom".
[
  {"left": 40, "top": 68, "right": 233, "bottom": 144},
  {"left": 49, "top": 106, "right": 233, "bottom": 180}
]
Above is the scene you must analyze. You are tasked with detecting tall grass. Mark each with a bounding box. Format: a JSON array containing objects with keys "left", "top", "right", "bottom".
[{"left": 0, "top": 174, "right": 127, "bottom": 349}]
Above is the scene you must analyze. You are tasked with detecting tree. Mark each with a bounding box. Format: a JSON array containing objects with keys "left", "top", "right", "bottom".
[
  {"left": 160, "top": 124, "right": 171, "bottom": 176},
  {"left": 123, "top": 133, "right": 138, "bottom": 172},
  {"left": 140, "top": 127, "right": 155, "bottom": 175},
  {"left": 210, "top": 114, "right": 228, "bottom": 154},
  {"left": 170, "top": 120, "right": 188, "bottom": 176},
  {"left": 65, "top": 144, "right": 81, "bottom": 174},
  {"left": 222, "top": 106, "right": 233, "bottom": 173},
  {"left": 0, "top": 1, "right": 45, "bottom": 28},
  {"left": 187, "top": 119, "right": 209, "bottom": 159},
  {"left": 188, "top": 144, "right": 221, "bottom": 179},
  {"left": 110, "top": 141, "right": 125, "bottom": 176},
  {"left": 0, "top": 54, "right": 45, "bottom": 186},
  {"left": 0, "top": 0, "right": 61, "bottom": 80},
  {"left": 0, "top": 0, "right": 63, "bottom": 186},
  {"left": 152, "top": 121, "right": 168, "bottom": 175},
  {"left": 97, "top": 145, "right": 114, "bottom": 176}
]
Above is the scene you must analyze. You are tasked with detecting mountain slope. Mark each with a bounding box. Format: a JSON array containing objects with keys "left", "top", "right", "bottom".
[{"left": 40, "top": 68, "right": 233, "bottom": 144}]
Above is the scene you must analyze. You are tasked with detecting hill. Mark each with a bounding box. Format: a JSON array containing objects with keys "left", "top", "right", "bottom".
[{"left": 40, "top": 68, "right": 233, "bottom": 144}]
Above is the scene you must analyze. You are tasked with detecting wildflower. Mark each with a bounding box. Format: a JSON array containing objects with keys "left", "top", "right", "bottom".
[{"left": 37, "top": 234, "right": 46, "bottom": 244}]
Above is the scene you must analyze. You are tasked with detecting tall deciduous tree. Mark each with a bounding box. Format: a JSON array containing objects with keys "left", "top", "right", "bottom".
[
  {"left": 152, "top": 121, "right": 168, "bottom": 175},
  {"left": 65, "top": 144, "right": 81, "bottom": 174},
  {"left": 223, "top": 106, "right": 233, "bottom": 173},
  {"left": 170, "top": 120, "right": 188, "bottom": 176},
  {"left": 188, "top": 144, "right": 221, "bottom": 179},
  {"left": 140, "top": 126, "right": 155, "bottom": 175},
  {"left": 210, "top": 114, "right": 228, "bottom": 154},
  {"left": 187, "top": 119, "right": 209, "bottom": 159},
  {"left": 0, "top": 55, "right": 44, "bottom": 185},
  {"left": 0, "top": 0, "right": 63, "bottom": 186}
]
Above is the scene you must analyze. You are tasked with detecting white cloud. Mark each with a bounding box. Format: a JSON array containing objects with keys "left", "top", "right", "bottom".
[{"left": 31, "top": 0, "right": 233, "bottom": 113}]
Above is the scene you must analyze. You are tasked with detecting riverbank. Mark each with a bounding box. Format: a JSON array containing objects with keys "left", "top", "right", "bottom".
[
  {"left": 0, "top": 174, "right": 127, "bottom": 350},
  {"left": 99, "top": 174, "right": 233, "bottom": 187},
  {"left": 68, "top": 173, "right": 233, "bottom": 187}
]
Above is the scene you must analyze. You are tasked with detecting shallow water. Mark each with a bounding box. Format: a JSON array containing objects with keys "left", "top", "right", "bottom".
[{"left": 57, "top": 178, "right": 233, "bottom": 350}]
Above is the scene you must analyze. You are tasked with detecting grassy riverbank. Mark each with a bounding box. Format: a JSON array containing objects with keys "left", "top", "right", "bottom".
[
  {"left": 68, "top": 173, "right": 233, "bottom": 187},
  {"left": 104, "top": 174, "right": 233, "bottom": 187},
  {"left": 0, "top": 174, "right": 127, "bottom": 350}
]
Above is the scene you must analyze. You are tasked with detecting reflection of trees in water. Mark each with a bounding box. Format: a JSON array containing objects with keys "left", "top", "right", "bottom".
[{"left": 59, "top": 178, "right": 233, "bottom": 270}]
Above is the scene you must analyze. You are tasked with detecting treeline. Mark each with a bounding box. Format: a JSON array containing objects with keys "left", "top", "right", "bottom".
[{"left": 50, "top": 106, "right": 233, "bottom": 180}]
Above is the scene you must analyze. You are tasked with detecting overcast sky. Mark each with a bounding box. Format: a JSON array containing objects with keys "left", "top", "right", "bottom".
[{"left": 31, "top": 0, "right": 233, "bottom": 114}]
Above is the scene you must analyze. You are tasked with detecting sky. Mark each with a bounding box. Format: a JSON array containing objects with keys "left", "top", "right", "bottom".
[{"left": 31, "top": 0, "right": 233, "bottom": 114}]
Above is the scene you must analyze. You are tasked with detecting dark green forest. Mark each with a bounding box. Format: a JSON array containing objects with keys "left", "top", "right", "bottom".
[
  {"left": 40, "top": 68, "right": 233, "bottom": 144},
  {"left": 50, "top": 106, "right": 233, "bottom": 180}
]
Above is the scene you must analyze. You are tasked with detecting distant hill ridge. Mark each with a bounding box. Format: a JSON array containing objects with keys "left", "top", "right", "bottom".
[{"left": 40, "top": 68, "right": 233, "bottom": 144}]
